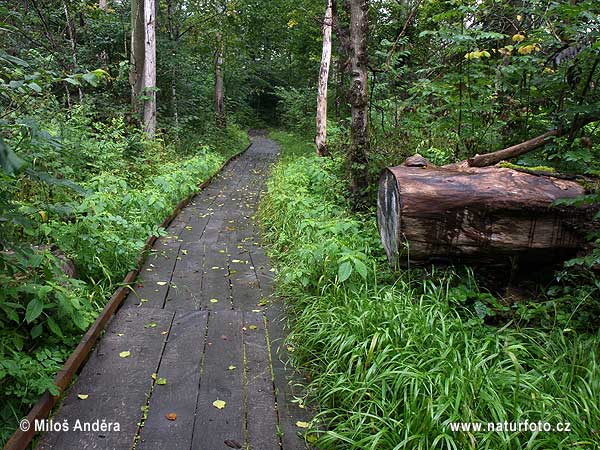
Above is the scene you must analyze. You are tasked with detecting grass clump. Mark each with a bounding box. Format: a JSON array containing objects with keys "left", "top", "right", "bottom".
[{"left": 260, "top": 131, "right": 600, "bottom": 450}]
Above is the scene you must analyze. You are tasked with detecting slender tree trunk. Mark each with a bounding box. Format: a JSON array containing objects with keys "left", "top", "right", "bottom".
[
  {"left": 172, "top": 68, "right": 179, "bottom": 129},
  {"left": 143, "top": 0, "right": 157, "bottom": 137},
  {"left": 214, "top": 31, "right": 226, "bottom": 128},
  {"left": 62, "top": 0, "right": 83, "bottom": 102},
  {"left": 130, "top": 0, "right": 145, "bottom": 113},
  {"left": 99, "top": 0, "right": 108, "bottom": 11},
  {"left": 348, "top": 0, "right": 369, "bottom": 207},
  {"left": 316, "top": 0, "right": 333, "bottom": 156}
]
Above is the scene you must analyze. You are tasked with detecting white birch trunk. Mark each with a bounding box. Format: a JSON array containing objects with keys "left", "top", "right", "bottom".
[
  {"left": 316, "top": 0, "right": 333, "bottom": 156},
  {"left": 143, "top": 0, "right": 156, "bottom": 137}
]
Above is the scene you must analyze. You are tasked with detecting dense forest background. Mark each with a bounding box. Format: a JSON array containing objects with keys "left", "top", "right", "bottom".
[{"left": 1, "top": 0, "right": 600, "bottom": 447}]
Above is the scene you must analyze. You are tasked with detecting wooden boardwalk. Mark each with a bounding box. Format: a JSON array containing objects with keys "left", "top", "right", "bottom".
[{"left": 37, "top": 136, "right": 309, "bottom": 450}]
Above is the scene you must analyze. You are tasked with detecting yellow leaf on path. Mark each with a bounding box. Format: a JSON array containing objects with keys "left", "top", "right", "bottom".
[
  {"left": 228, "top": 365, "right": 236, "bottom": 370},
  {"left": 213, "top": 399, "right": 227, "bottom": 409},
  {"left": 248, "top": 325, "right": 258, "bottom": 330},
  {"left": 151, "top": 373, "right": 157, "bottom": 380},
  {"left": 210, "top": 298, "right": 219, "bottom": 303},
  {"left": 296, "top": 421, "right": 310, "bottom": 428},
  {"left": 119, "top": 351, "right": 131, "bottom": 358},
  {"left": 145, "top": 322, "right": 157, "bottom": 328},
  {"left": 117, "top": 333, "right": 124, "bottom": 337},
  {"left": 157, "top": 281, "right": 167, "bottom": 286},
  {"left": 165, "top": 413, "right": 177, "bottom": 421},
  {"left": 156, "top": 377, "right": 167, "bottom": 385},
  {"left": 77, "top": 394, "right": 89, "bottom": 400}
]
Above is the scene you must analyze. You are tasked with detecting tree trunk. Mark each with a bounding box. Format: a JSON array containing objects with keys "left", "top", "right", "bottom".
[
  {"left": 130, "top": 0, "right": 145, "bottom": 113},
  {"left": 348, "top": 0, "right": 369, "bottom": 207},
  {"left": 62, "top": 0, "right": 83, "bottom": 102},
  {"left": 99, "top": 0, "right": 108, "bottom": 11},
  {"left": 377, "top": 156, "right": 591, "bottom": 268},
  {"left": 143, "top": 0, "right": 156, "bottom": 137},
  {"left": 214, "top": 31, "right": 226, "bottom": 128},
  {"left": 316, "top": 0, "right": 333, "bottom": 157}
]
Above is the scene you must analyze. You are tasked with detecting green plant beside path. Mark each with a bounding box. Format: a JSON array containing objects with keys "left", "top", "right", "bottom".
[{"left": 260, "top": 131, "right": 600, "bottom": 450}]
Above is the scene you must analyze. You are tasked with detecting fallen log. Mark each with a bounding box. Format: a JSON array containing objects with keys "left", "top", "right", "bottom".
[{"left": 377, "top": 155, "right": 592, "bottom": 268}]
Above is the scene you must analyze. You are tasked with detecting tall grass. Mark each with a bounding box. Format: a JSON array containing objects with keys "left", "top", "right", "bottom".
[{"left": 260, "top": 131, "right": 600, "bottom": 449}]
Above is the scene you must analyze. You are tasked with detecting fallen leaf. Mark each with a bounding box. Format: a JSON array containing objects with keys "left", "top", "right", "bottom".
[
  {"left": 228, "top": 365, "right": 236, "bottom": 371},
  {"left": 213, "top": 399, "right": 227, "bottom": 409},
  {"left": 77, "top": 394, "right": 89, "bottom": 400},
  {"left": 157, "top": 281, "right": 167, "bottom": 286},
  {"left": 117, "top": 333, "right": 124, "bottom": 337},
  {"left": 181, "top": 249, "right": 188, "bottom": 255},
  {"left": 161, "top": 330, "right": 168, "bottom": 335},
  {"left": 296, "top": 421, "right": 310, "bottom": 428},
  {"left": 145, "top": 322, "right": 157, "bottom": 328},
  {"left": 156, "top": 377, "right": 167, "bottom": 385},
  {"left": 119, "top": 351, "right": 131, "bottom": 358},
  {"left": 151, "top": 373, "right": 157, "bottom": 380},
  {"left": 165, "top": 413, "right": 177, "bottom": 421},
  {"left": 248, "top": 325, "right": 258, "bottom": 330},
  {"left": 210, "top": 298, "right": 219, "bottom": 303},
  {"left": 185, "top": 226, "right": 193, "bottom": 230}
]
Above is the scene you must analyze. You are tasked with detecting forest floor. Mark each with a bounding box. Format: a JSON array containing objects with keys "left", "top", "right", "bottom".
[{"left": 34, "top": 136, "right": 310, "bottom": 450}]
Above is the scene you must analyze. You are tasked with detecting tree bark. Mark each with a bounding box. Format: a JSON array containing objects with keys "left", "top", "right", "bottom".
[
  {"left": 377, "top": 156, "right": 591, "bottom": 268},
  {"left": 348, "top": 0, "right": 369, "bottom": 207},
  {"left": 99, "top": 0, "right": 108, "bottom": 11},
  {"left": 316, "top": 0, "right": 333, "bottom": 156},
  {"left": 130, "top": 0, "right": 145, "bottom": 113},
  {"left": 62, "top": 0, "right": 83, "bottom": 102},
  {"left": 143, "top": 0, "right": 156, "bottom": 137},
  {"left": 214, "top": 31, "right": 226, "bottom": 128}
]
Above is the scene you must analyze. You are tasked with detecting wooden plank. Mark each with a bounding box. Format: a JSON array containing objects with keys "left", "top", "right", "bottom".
[
  {"left": 136, "top": 311, "right": 208, "bottom": 450},
  {"left": 36, "top": 308, "right": 174, "bottom": 450},
  {"left": 266, "top": 302, "right": 310, "bottom": 450},
  {"left": 201, "top": 243, "right": 232, "bottom": 310},
  {"left": 191, "top": 310, "right": 245, "bottom": 450},
  {"left": 164, "top": 242, "right": 204, "bottom": 311},
  {"left": 244, "top": 312, "right": 280, "bottom": 450}
]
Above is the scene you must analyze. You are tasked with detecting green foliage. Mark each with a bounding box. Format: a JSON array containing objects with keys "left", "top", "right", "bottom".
[{"left": 261, "top": 133, "right": 600, "bottom": 450}]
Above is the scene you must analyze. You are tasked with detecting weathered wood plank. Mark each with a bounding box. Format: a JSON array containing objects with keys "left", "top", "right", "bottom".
[
  {"left": 265, "top": 302, "right": 310, "bottom": 450},
  {"left": 244, "top": 312, "right": 280, "bottom": 450},
  {"left": 36, "top": 308, "right": 174, "bottom": 450},
  {"left": 136, "top": 311, "right": 208, "bottom": 450},
  {"left": 191, "top": 310, "right": 245, "bottom": 450}
]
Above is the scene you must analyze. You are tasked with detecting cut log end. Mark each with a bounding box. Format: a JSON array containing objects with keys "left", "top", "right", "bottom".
[{"left": 377, "top": 168, "right": 402, "bottom": 268}]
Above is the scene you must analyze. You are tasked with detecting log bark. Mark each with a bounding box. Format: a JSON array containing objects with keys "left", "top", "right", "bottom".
[
  {"left": 377, "top": 156, "right": 591, "bottom": 268},
  {"left": 315, "top": 0, "right": 333, "bottom": 157}
]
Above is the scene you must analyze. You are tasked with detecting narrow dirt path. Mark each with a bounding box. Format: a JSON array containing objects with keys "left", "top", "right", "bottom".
[{"left": 37, "top": 136, "right": 309, "bottom": 450}]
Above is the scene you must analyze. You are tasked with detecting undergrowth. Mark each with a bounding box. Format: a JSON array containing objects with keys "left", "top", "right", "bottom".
[
  {"left": 260, "top": 131, "right": 600, "bottom": 450},
  {"left": 0, "top": 106, "right": 248, "bottom": 443}
]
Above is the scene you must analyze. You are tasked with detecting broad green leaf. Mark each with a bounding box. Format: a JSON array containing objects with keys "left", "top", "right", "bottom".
[
  {"left": 25, "top": 298, "right": 44, "bottom": 323},
  {"left": 47, "top": 316, "right": 63, "bottom": 337},
  {"left": 338, "top": 261, "right": 353, "bottom": 283}
]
